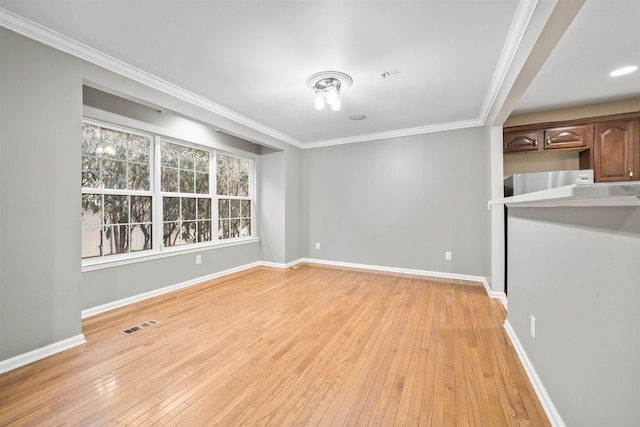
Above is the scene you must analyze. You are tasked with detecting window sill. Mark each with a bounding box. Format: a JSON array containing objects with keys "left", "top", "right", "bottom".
[{"left": 81, "top": 237, "right": 260, "bottom": 272}]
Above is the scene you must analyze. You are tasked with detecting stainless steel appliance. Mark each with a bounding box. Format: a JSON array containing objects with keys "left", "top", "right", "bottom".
[{"left": 504, "top": 169, "right": 593, "bottom": 197}]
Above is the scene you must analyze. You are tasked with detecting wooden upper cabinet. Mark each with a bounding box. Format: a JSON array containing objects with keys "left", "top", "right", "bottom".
[
  {"left": 593, "top": 120, "right": 638, "bottom": 182},
  {"left": 504, "top": 112, "right": 640, "bottom": 182},
  {"left": 543, "top": 125, "right": 590, "bottom": 150},
  {"left": 503, "top": 130, "right": 540, "bottom": 153}
]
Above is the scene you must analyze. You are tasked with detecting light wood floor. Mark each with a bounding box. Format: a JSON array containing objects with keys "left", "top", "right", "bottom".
[{"left": 0, "top": 264, "right": 549, "bottom": 426}]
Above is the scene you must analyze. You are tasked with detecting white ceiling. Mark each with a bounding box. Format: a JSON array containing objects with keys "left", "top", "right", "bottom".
[
  {"left": 513, "top": 0, "right": 640, "bottom": 115},
  {"left": 1, "top": 0, "right": 638, "bottom": 148}
]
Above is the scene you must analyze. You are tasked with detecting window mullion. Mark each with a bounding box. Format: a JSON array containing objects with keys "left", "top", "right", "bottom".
[
  {"left": 154, "top": 135, "right": 163, "bottom": 250},
  {"left": 212, "top": 151, "right": 219, "bottom": 242}
]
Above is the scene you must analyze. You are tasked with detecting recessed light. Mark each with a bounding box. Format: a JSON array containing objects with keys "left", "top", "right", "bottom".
[
  {"left": 349, "top": 114, "right": 367, "bottom": 121},
  {"left": 610, "top": 65, "right": 638, "bottom": 77}
]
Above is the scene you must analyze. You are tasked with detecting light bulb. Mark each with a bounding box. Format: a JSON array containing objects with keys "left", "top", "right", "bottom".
[
  {"left": 330, "top": 95, "right": 341, "bottom": 111},
  {"left": 314, "top": 90, "right": 325, "bottom": 110},
  {"left": 325, "top": 86, "right": 338, "bottom": 106}
]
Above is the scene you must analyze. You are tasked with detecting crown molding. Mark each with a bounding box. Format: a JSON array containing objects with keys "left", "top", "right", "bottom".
[
  {"left": 0, "top": 7, "right": 304, "bottom": 149},
  {"left": 478, "top": 0, "right": 539, "bottom": 124},
  {"left": 302, "top": 118, "right": 483, "bottom": 149}
]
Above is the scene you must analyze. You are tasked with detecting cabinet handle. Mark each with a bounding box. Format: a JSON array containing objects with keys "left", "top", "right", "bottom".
[
  {"left": 547, "top": 137, "right": 551, "bottom": 145},
  {"left": 629, "top": 169, "right": 634, "bottom": 178},
  {"left": 533, "top": 138, "right": 538, "bottom": 147}
]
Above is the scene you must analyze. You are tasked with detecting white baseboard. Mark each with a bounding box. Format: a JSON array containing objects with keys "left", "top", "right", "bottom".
[
  {"left": 503, "top": 320, "right": 565, "bottom": 427},
  {"left": 259, "top": 259, "right": 305, "bottom": 269},
  {"left": 0, "top": 334, "right": 86, "bottom": 375},
  {"left": 301, "top": 257, "right": 504, "bottom": 299},
  {"left": 82, "top": 261, "right": 261, "bottom": 318}
]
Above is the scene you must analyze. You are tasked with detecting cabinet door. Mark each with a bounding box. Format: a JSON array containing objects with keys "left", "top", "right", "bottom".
[
  {"left": 504, "top": 130, "right": 540, "bottom": 153},
  {"left": 593, "top": 120, "right": 637, "bottom": 182},
  {"left": 544, "top": 125, "right": 591, "bottom": 150}
]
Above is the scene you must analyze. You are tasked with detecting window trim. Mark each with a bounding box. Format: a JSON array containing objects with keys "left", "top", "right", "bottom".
[{"left": 81, "top": 119, "right": 258, "bottom": 270}]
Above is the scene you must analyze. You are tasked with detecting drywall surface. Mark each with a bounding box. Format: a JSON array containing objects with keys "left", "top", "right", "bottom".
[
  {"left": 507, "top": 206, "right": 640, "bottom": 426},
  {"left": 259, "top": 151, "right": 286, "bottom": 264},
  {"left": 303, "top": 127, "right": 490, "bottom": 277},
  {"left": 0, "top": 28, "right": 84, "bottom": 359}
]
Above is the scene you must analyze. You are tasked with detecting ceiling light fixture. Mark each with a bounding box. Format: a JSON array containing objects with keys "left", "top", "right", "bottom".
[
  {"left": 609, "top": 65, "right": 638, "bottom": 77},
  {"left": 307, "top": 71, "right": 353, "bottom": 112}
]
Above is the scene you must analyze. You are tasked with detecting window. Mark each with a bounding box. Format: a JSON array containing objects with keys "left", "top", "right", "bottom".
[
  {"left": 217, "top": 154, "right": 252, "bottom": 239},
  {"left": 81, "top": 123, "right": 153, "bottom": 258},
  {"left": 160, "top": 140, "right": 212, "bottom": 247},
  {"left": 81, "top": 120, "right": 255, "bottom": 261}
]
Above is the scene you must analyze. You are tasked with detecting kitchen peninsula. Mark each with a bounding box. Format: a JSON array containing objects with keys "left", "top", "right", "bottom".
[{"left": 490, "top": 182, "right": 640, "bottom": 426}]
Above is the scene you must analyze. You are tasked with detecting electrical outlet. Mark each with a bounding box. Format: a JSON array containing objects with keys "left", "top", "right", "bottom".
[
  {"left": 316, "top": 242, "right": 320, "bottom": 250},
  {"left": 445, "top": 251, "right": 452, "bottom": 260},
  {"left": 530, "top": 315, "right": 536, "bottom": 338},
  {"left": 196, "top": 255, "right": 202, "bottom": 265}
]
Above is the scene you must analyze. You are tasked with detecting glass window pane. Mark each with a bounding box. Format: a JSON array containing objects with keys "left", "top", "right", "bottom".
[
  {"left": 230, "top": 200, "right": 241, "bottom": 218},
  {"left": 198, "top": 198, "right": 211, "bottom": 220},
  {"left": 241, "top": 218, "right": 251, "bottom": 237},
  {"left": 230, "top": 218, "right": 241, "bottom": 238},
  {"left": 195, "top": 172, "right": 209, "bottom": 194},
  {"left": 218, "top": 199, "right": 230, "bottom": 219},
  {"left": 196, "top": 150, "right": 210, "bottom": 172},
  {"left": 129, "top": 163, "right": 150, "bottom": 191},
  {"left": 161, "top": 167, "right": 178, "bottom": 193},
  {"left": 81, "top": 225, "right": 102, "bottom": 258},
  {"left": 218, "top": 219, "right": 229, "bottom": 239},
  {"left": 131, "top": 196, "right": 152, "bottom": 223},
  {"left": 161, "top": 141, "right": 180, "bottom": 167},
  {"left": 82, "top": 156, "right": 101, "bottom": 189},
  {"left": 103, "top": 160, "right": 127, "bottom": 189},
  {"left": 163, "top": 197, "right": 180, "bottom": 222},
  {"left": 239, "top": 159, "right": 250, "bottom": 197},
  {"left": 180, "top": 170, "right": 194, "bottom": 193},
  {"left": 104, "top": 195, "right": 129, "bottom": 225},
  {"left": 182, "top": 198, "right": 196, "bottom": 220},
  {"left": 198, "top": 220, "right": 211, "bottom": 242},
  {"left": 227, "top": 158, "right": 240, "bottom": 196},
  {"left": 180, "top": 146, "right": 194, "bottom": 170},
  {"left": 82, "top": 124, "right": 101, "bottom": 156},
  {"left": 131, "top": 224, "right": 152, "bottom": 252},
  {"left": 127, "top": 134, "right": 151, "bottom": 163},
  {"left": 240, "top": 200, "right": 251, "bottom": 218},
  {"left": 181, "top": 221, "right": 197, "bottom": 245},
  {"left": 163, "top": 222, "right": 180, "bottom": 247},
  {"left": 101, "top": 129, "right": 127, "bottom": 160},
  {"left": 81, "top": 194, "right": 102, "bottom": 223},
  {"left": 216, "top": 155, "right": 229, "bottom": 195},
  {"left": 103, "top": 224, "right": 129, "bottom": 254}
]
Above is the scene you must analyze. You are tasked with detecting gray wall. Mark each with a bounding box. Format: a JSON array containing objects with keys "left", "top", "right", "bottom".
[
  {"left": 303, "top": 127, "right": 490, "bottom": 276},
  {"left": 1, "top": 28, "right": 84, "bottom": 359},
  {"left": 507, "top": 206, "right": 640, "bottom": 426},
  {"left": 285, "top": 148, "right": 303, "bottom": 264},
  {"left": 0, "top": 28, "right": 303, "bottom": 361},
  {"left": 259, "top": 151, "right": 286, "bottom": 264}
]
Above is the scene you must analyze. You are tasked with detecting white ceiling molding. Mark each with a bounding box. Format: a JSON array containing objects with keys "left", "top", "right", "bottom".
[
  {"left": 303, "top": 118, "right": 483, "bottom": 149},
  {"left": 0, "top": 7, "right": 304, "bottom": 149},
  {"left": 477, "top": 0, "right": 539, "bottom": 125}
]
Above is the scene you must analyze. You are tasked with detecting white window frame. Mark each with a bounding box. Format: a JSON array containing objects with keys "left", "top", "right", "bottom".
[
  {"left": 82, "top": 119, "right": 258, "bottom": 271},
  {"left": 81, "top": 119, "right": 156, "bottom": 260}
]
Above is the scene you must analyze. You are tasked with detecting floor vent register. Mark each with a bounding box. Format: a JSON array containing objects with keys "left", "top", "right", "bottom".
[{"left": 121, "top": 320, "right": 158, "bottom": 335}]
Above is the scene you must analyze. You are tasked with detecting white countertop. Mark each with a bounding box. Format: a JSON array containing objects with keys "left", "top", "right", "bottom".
[{"left": 488, "top": 182, "right": 640, "bottom": 208}]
